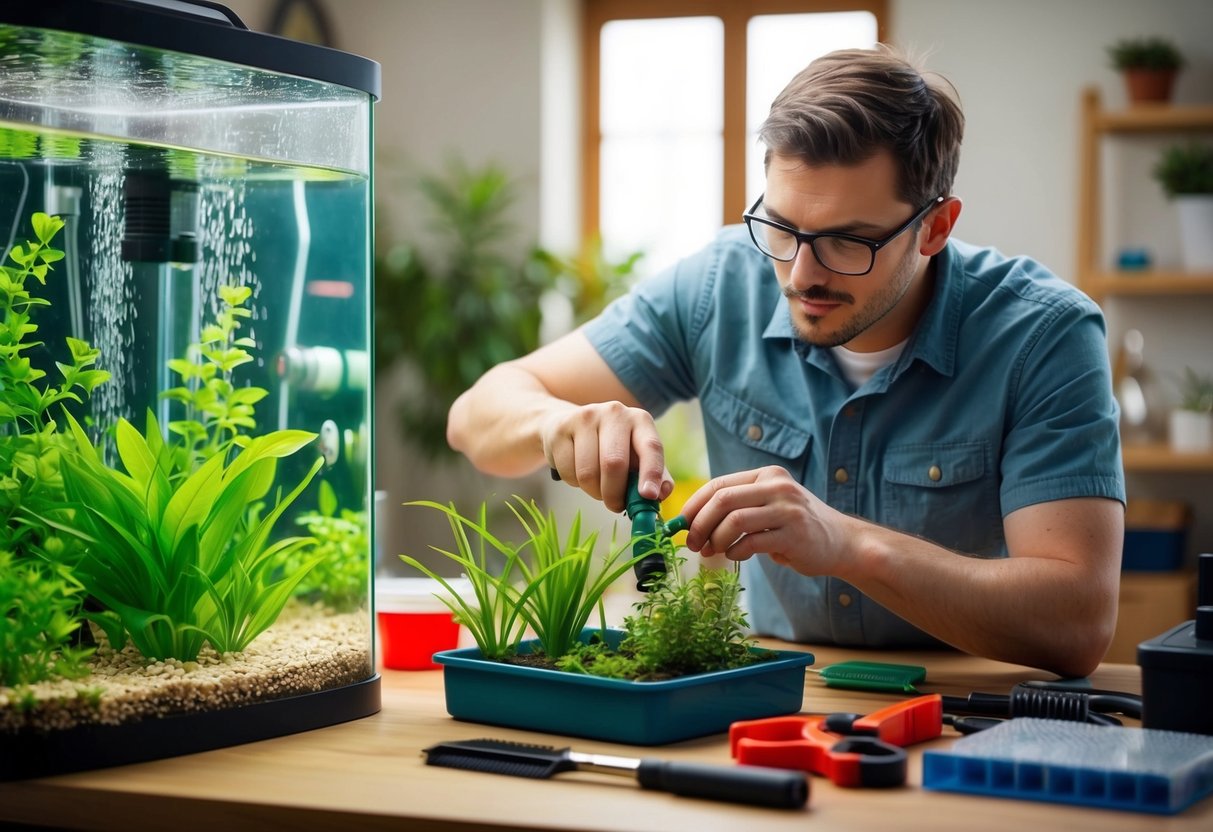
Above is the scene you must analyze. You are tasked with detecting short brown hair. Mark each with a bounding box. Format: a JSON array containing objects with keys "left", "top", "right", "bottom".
[{"left": 758, "top": 45, "right": 964, "bottom": 207}]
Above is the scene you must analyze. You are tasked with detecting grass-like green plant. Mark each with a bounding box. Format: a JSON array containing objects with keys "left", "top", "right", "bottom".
[
  {"left": 401, "top": 500, "right": 531, "bottom": 659},
  {"left": 400, "top": 497, "right": 644, "bottom": 661},
  {"left": 288, "top": 479, "right": 369, "bottom": 612},
  {"left": 505, "top": 499, "right": 641, "bottom": 660},
  {"left": 49, "top": 409, "right": 323, "bottom": 660},
  {"left": 0, "top": 549, "right": 93, "bottom": 687}
]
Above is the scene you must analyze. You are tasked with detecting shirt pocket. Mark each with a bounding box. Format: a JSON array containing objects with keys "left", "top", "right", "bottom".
[
  {"left": 880, "top": 441, "right": 1004, "bottom": 557},
  {"left": 700, "top": 379, "right": 812, "bottom": 479}
]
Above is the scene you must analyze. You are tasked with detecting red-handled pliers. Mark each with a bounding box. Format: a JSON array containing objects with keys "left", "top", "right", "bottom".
[{"left": 729, "top": 694, "right": 943, "bottom": 788}]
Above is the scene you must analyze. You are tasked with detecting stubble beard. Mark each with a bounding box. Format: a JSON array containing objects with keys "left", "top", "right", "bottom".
[{"left": 785, "top": 242, "right": 920, "bottom": 349}]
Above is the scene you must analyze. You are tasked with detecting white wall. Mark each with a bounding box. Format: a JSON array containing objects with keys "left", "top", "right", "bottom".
[
  {"left": 892, "top": 0, "right": 1213, "bottom": 564},
  {"left": 227, "top": 0, "right": 1213, "bottom": 565}
]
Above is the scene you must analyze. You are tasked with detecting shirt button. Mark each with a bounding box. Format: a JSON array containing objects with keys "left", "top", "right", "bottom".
[
  {"left": 928, "top": 465, "right": 942, "bottom": 482},
  {"left": 747, "top": 424, "right": 763, "bottom": 441},
  {"left": 838, "top": 593, "right": 853, "bottom": 607},
  {"left": 834, "top": 468, "right": 848, "bottom": 484}
]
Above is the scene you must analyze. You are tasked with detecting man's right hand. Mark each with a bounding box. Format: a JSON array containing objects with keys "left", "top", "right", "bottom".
[
  {"left": 541, "top": 400, "right": 672, "bottom": 514},
  {"left": 447, "top": 330, "right": 674, "bottom": 515}
]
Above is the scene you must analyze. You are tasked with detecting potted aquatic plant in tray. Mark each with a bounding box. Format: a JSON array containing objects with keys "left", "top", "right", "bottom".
[{"left": 401, "top": 495, "right": 813, "bottom": 746}]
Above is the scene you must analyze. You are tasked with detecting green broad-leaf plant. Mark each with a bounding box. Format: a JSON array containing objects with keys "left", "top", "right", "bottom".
[
  {"left": 0, "top": 212, "right": 106, "bottom": 686},
  {"left": 50, "top": 288, "right": 325, "bottom": 661}
]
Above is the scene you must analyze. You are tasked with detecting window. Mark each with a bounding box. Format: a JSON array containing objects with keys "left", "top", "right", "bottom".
[{"left": 584, "top": 0, "right": 885, "bottom": 276}]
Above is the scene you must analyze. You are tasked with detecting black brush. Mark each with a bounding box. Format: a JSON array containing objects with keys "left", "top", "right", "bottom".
[{"left": 422, "top": 738, "right": 808, "bottom": 809}]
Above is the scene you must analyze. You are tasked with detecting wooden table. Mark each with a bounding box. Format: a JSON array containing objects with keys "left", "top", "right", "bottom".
[{"left": 2, "top": 642, "right": 1209, "bottom": 831}]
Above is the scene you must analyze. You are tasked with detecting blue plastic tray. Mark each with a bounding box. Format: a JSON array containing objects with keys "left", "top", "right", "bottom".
[
  {"left": 433, "top": 630, "right": 814, "bottom": 745},
  {"left": 923, "top": 718, "right": 1213, "bottom": 815}
]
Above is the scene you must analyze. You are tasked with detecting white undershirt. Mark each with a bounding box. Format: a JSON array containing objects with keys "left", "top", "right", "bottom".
[{"left": 831, "top": 340, "right": 908, "bottom": 387}]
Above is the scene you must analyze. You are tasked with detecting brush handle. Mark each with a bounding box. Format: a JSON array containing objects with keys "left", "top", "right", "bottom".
[{"left": 636, "top": 760, "right": 809, "bottom": 809}]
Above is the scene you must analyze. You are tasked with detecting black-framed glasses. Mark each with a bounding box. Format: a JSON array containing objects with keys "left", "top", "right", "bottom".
[{"left": 743, "top": 195, "right": 944, "bottom": 276}]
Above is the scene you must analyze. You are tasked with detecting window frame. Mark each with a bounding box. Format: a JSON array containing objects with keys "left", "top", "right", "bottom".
[{"left": 581, "top": 0, "right": 889, "bottom": 240}]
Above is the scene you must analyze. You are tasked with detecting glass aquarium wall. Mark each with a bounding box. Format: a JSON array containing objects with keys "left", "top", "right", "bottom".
[{"left": 0, "top": 1, "right": 380, "bottom": 777}]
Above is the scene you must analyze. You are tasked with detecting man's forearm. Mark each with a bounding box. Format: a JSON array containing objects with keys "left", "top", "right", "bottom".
[
  {"left": 447, "top": 363, "right": 573, "bottom": 477},
  {"left": 843, "top": 514, "right": 1119, "bottom": 678}
]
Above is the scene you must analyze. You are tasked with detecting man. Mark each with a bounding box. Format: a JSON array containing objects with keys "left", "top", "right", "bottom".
[{"left": 447, "top": 46, "right": 1125, "bottom": 678}]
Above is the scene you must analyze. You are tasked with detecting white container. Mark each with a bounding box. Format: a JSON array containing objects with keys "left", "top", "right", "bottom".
[
  {"left": 1169, "top": 409, "right": 1213, "bottom": 454},
  {"left": 1175, "top": 195, "right": 1213, "bottom": 272}
]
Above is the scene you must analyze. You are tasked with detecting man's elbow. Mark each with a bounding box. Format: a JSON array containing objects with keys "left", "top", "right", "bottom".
[{"left": 1050, "top": 598, "right": 1118, "bottom": 678}]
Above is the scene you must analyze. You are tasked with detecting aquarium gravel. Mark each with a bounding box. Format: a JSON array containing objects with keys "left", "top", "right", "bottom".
[{"left": 0, "top": 604, "right": 370, "bottom": 733}]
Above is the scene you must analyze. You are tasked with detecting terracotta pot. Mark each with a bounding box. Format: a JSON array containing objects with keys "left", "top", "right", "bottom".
[{"left": 1123, "top": 68, "right": 1177, "bottom": 104}]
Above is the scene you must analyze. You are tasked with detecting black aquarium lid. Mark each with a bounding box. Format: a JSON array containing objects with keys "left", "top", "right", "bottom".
[{"left": 0, "top": 0, "right": 381, "bottom": 100}]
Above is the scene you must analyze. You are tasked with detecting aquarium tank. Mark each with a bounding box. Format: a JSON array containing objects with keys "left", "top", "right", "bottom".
[{"left": 0, "top": 0, "right": 381, "bottom": 778}]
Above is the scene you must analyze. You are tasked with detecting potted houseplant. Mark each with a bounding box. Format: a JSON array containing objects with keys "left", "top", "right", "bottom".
[
  {"left": 401, "top": 497, "right": 814, "bottom": 745},
  {"left": 1169, "top": 367, "right": 1213, "bottom": 453},
  {"left": 1153, "top": 142, "right": 1213, "bottom": 272},
  {"left": 1107, "top": 36, "right": 1184, "bottom": 104}
]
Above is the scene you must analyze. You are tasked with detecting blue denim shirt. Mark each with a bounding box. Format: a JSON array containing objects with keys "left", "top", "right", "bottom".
[{"left": 583, "top": 225, "right": 1125, "bottom": 647}]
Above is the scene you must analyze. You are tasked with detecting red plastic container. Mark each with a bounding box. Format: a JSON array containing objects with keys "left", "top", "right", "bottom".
[{"left": 375, "top": 578, "right": 469, "bottom": 670}]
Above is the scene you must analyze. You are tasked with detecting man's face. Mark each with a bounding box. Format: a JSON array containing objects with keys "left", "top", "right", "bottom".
[{"left": 761, "top": 151, "right": 933, "bottom": 352}]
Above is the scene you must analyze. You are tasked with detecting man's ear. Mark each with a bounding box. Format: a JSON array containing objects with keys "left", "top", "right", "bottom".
[{"left": 920, "top": 196, "right": 962, "bottom": 256}]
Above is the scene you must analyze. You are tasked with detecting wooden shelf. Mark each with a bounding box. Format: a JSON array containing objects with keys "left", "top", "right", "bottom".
[
  {"left": 1093, "top": 101, "right": 1213, "bottom": 133},
  {"left": 1083, "top": 271, "right": 1213, "bottom": 299},
  {"left": 1123, "top": 442, "right": 1213, "bottom": 473}
]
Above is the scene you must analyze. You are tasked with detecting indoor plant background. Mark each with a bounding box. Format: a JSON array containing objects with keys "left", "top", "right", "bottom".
[
  {"left": 1107, "top": 35, "right": 1185, "bottom": 104},
  {"left": 1152, "top": 141, "right": 1213, "bottom": 271},
  {"left": 1169, "top": 367, "right": 1213, "bottom": 453},
  {"left": 373, "top": 155, "right": 642, "bottom": 577}
]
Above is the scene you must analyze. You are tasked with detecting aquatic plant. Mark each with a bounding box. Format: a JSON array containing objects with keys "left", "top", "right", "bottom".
[
  {"left": 48, "top": 286, "right": 325, "bottom": 661},
  {"left": 0, "top": 212, "right": 108, "bottom": 683},
  {"left": 401, "top": 498, "right": 646, "bottom": 661},
  {"left": 161, "top": 284, "right": 265, "bottom": 471},
  {"left": 400, "top": 500, "right": 532, "bottom": 660},
  {"left": 0, "top": 549, "right": 92, "bottom": 687},
  {"left": 51, "top": 409, "right": 323, "bottom": 660},
  {"left": 288, "top": 479, "right": 369, "bottom": 612}
]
